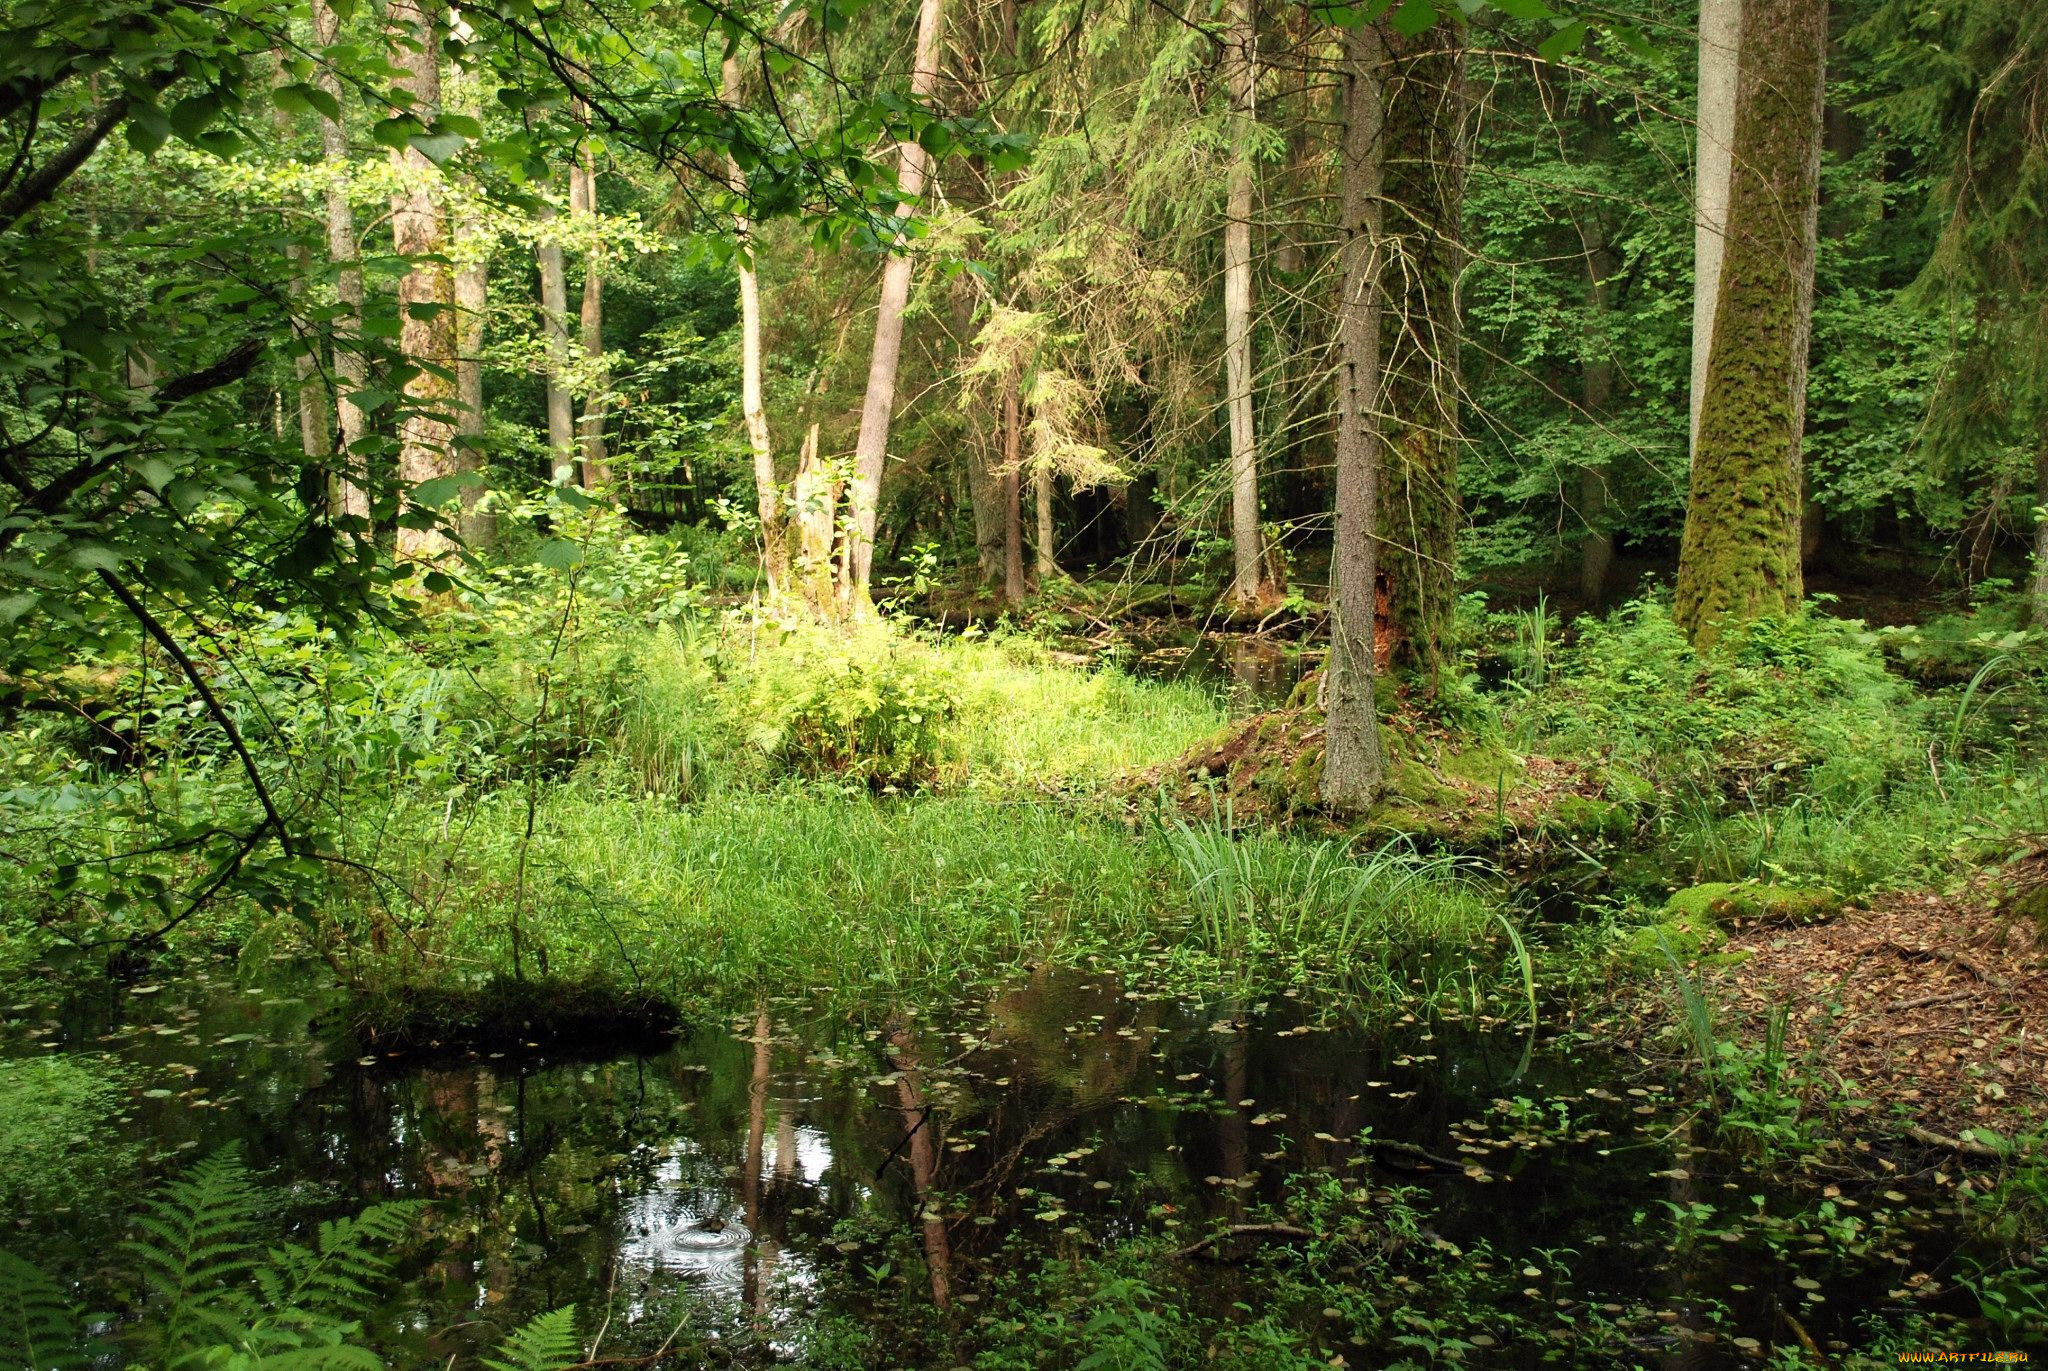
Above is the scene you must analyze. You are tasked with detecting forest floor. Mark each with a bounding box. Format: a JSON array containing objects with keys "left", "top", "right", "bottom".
[{"left": 1706, "top": 891, "right": 2048, "bottom": 1142}]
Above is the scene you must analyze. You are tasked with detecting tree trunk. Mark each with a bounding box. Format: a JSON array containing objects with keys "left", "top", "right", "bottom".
[
  {"left": 792, "top": 424, "right": 838, "bottom": 611},
  {"left": 1322, "top": 19, "right": 1388, "bottom": 815},
  {"left": 1674, "top": 0, "right": 1825, "bottom": 645},
  {"left": 845, "top": 0, "right": 946, "bottom": 602},
  {"left": 2034, "top": 431, "right": 2048, "bottom": 628},
  {"left": 1376, "top": 17, "right": 1466, "bottom": 676},
  {"left": 536, "top": 197, "right": 576, "bottom": 485},
  {"left": 1222, "top": 0, "right": 1265, "bottom": 607},
  {"left": 1690, "top": 0, "right": 1742, "bottom": 456},
  {"left": 388, "top": 0, "right": 457, "bottom": 561},
  {"left": 1577, "top": 209, "right": 1616, "bottom": 607},
  {"left": 454, "top": 241, "right": 493, "bottom": 546},
  {"left": 724, "top": 58, "right": 785, "bottom": 594},
  {"left": 311, "top": 0, "right": 369, "bottom": 530},
  {"left": 1002, "top": 375, "right": 1026, "bottom": 604},
  {"left": 571, "top": 102, "right": 609, "bottom": 487},
  {"left": 1034, "top": 467, "right": 1056, "bottom": 583}
]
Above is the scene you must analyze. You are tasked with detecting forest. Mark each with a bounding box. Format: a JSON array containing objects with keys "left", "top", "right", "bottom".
[{"left": 1, "top": 0, "right": 2046, "bottom": 1363}]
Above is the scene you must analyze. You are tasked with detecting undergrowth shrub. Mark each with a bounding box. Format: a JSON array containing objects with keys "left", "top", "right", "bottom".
[
  {"left": 0, "top": 1055, "right": 138, "bottom": 1215},
  {"left": 744, "top": 621, "right": 958, "bottom": 789},
  {"left": 1522, "top": 600, "right": 1922, "bottom": 801}
]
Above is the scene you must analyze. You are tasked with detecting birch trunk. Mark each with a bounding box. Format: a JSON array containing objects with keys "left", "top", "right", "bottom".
[
  {"left": 454, "top": 245, "right": 492, "bottom": 546},
  {"left": 388, "top": 0, "right": 457, "bottom": 561},
  {"left": 1321, "top": 19, "right": 1388, "bottom": 815},
  {"left": 571, "top": 107, "right": 608, "bottom": 487},
  {"left": 724, "top": 58, "right": 786, "bottom": 593},
  {"left": 844, "top": 0, "right": 946, "bottom": 601},
  {"left": 1690, "top": 0, "right": 1742, "bottom": 455},
  {"left": 1222, "top": 0, "right": 1265, "bottom": 607}
]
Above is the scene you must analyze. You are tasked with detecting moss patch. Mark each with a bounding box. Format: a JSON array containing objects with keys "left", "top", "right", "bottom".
[
  {"left": 1141, "top": 682, "right": 1632, "bottom": 855},
  {"left": 1662, "top": 881, "right": 1845, "bottom": 928},
  {"left": 353, "top": 976, "right": 681, "bottom": 1056},
  {"left": 1618, "top": 915, "right": 1732, "bottom": 971}
]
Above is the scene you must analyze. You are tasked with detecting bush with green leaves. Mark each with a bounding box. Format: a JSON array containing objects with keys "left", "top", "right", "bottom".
[
  {"left": 739, "top": 619, "right": 959, "bottom": 790},
  {"left": 1518, "top": 600, "right": 1924, "bottom": 801}
]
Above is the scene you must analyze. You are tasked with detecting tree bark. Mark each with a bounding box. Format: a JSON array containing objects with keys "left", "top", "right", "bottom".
[
  {"left": 1674, "top": 0, "right": 1825, "bottom": 645},
  {"left": 1222, "top": 0, "right": 1265, "bottom": 607},
  {"left": 1376, "top": 17, "right": 1466, "bottom": 676},
  {"left": 311, "top": 0, "right": 369, "bottom": 529},
  {"left": 792, "top": 423, "right": 838, "bottom": 611},
  {"left": 535, "top": 195, "right": 576, "bottom": 485},
  {"left": 845, "top": 0, "right": 947, "bottom": 602},
  {"left": 1002, "top": 374, "right": 1026, "bottom": 604},
  {"left": 388, "top": 0, "right": 457, "bottom": 561},
  {"left": 454, "top": 239, "right": 492, "bottom": 546},
  {"left": 2034, "top": 431, "right": 2048, "bottom": 628},
  {"left": 724, "top": 58, "right": 785, "bottom": 594},
  {"left": 1034, "top": 467, "right": 1056, "bottom": 582},
  {"left": 571, "top": 101, "right": 608, "bottom": 487},
  {"left": 1690, "top": 0, "right": 1742, "bottom": 456},
  {"left": 1322, "top": 20, "right": 1388, "bottom": 815}
]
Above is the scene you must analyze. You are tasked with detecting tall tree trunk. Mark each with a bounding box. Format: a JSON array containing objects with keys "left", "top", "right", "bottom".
[
  {"left": 845, "top": 0, "right": 946, "bottom": 602},
  {"left": 1376, "top": 18, "right": 1466, "bottom": 676},
  {"left": 571, "top": 101, "right": 609, "bottom": 487},
  {"left": 1674, "top": 0, "right": 1825, "bottom": 645},
  {"left": 1690, "top": 0, "right": 1742, "bottom": 455},
  {"left": 454, "top": 239, "right": 493, "bottom": 546},
  {"left": 1322, "top": 18, "right": 1387, "bottom": 815},
  {"left": 724, "top": 58, "right": 785, "bottom": 594},
  {"left": 1034, "top": 467, "right": 1056, "bottom": 582},
  {"left": 2034, "top": 431, "right": 2048, "bottom": 628},
  {"left": 1222, "top": 0, "right": 1265, "bottom": 607},
  {"left": 1002, "top": 375, "right": 1025, "bottom": 605},
  {"left": 388, "top": 0, "right": 457, "bottom": 561},
  {"left": 958, "top": 274, "right": 1004, "bottom": 588},
  {"left": 311, "top": 0, "right": 369, "bottom": 529},
  {"left": 536, "top": 198, "right": 576, "bottom": 484}
]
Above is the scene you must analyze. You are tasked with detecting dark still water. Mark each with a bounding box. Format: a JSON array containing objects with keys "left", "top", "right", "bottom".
[{"left": 1, "top": 962, "right": 2007, "bottom": 1366}]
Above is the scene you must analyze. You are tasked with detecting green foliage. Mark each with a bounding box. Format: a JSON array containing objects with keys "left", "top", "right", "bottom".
[
  {"left": 0, "top": 1055, "right": 137, "bottom": 1215},
  {"left": 742, "top": 621, "right": 959, "bottom": 790},
  {"left": 1517, "top": 600, "right": 1922, "bottom": 801},
  {"left": 481, "top": 1307, "right": 583, "bottom": 1371},
  {"left": 0, "top": 1250, "right": 88, "bottom": 1371},
  {"left": 3, "top": 1151, "right": 584, "bottom": 1369}
]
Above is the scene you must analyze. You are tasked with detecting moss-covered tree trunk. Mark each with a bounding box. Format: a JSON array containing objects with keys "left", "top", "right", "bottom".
[
  {"left": 1376, "top": 18, "right": 1465, "bottom": 677},
  {"left": 1322, "top": 19, "right": 1388, "bottom": 815},
  {"left": 1674, "top": 0, "right": 1825, "bottom": 646},
  {"left": 1222, "top": 0, "right": 1267, "bottom": 608}
]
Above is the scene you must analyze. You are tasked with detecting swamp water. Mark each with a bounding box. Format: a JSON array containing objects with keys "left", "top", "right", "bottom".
[{"left": 2, "top": 963, "right": 1999, "bottom": 1366}]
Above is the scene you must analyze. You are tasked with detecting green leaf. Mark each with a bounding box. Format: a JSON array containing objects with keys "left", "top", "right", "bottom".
[
  {"left": 0, "top": 591, "right": 38, "bottom": 623},
  {"left": 1537, "top": 19, "right": 1588, "bottom": 60},
  {"left": 536, "top": 539, "right": 583, "bottom": 570},
  {"left": 168, "top": 92, "right": 221, "bottom": 142},
  {"left": 1390, "top": 0, "right": 1438, "bottom": 36},
  {"left": 126, "top": 104, "right": 171, "bottom": 155},
  {"left": 409, "top": 130, "right": 468, "bottom": 165},
  {"left": 371, "top": 117, "right": 420, "bottom": 150},
  {"left": 68, "top": 544, "right": 119, "bottom": 573},
  {"left": 409, "top": 474, "right": 475, "bottom": 507},
  {"left": 1486, "top": 0, "right": 1554, "bottom": 18}
]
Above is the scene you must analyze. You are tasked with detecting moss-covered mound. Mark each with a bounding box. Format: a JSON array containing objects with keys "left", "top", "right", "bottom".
[
  {"left": 1143, "top": 677, "right": 1636, "bottom": 852},
  {"left": 1661, "top": 881, "right": 1845, "bottom": 928},
  {"left": 352, "top": 976, "right": 681, "bottom": 1056}
]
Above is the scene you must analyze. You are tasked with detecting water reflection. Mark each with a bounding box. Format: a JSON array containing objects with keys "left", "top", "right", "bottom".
[{"left": 8, "top": 964, "right": 1987, "bottom": 1366}]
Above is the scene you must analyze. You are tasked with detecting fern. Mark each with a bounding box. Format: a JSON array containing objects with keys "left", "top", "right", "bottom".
[
  {"left": 482, "top": 1305, "right": 583, "bottom": 1371},
  {"left": 121, "top": 1148, "right": 267, "bottom": 1358},
  {"left": 0, "top": 1250, "right": 88, "bottom": 1371}
]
